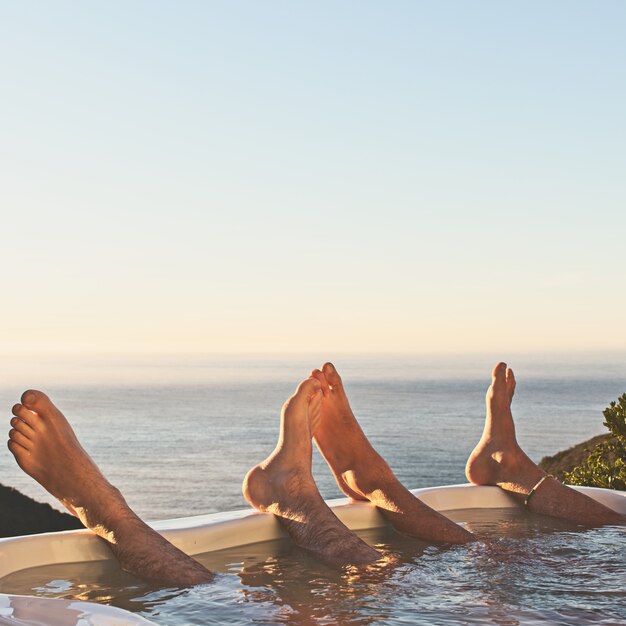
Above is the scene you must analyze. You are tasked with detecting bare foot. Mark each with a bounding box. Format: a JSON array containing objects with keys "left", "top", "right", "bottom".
[
  {"left": 312, "top": 363, "right": 474, "bottom": 544},
  {"left": 310, "top": 363, "right": 392, "bottom": 501},
  {"left": 243, "top": 378, "right": 380, "bottom": 565},
  {"left": 243, "top": 378, "right": 321, "bottom": 515},
  {"left": 8, "top": 390, "right": 214, "bottom": 585},
  {"left": 466, "top": 363, "right": 625, "bottom": 526},
  {"left": 9, "top": 390, "right": 130, "bottom": 532},
  {"left": 465, "top": 362, "right": 542, "bottom": 490}
]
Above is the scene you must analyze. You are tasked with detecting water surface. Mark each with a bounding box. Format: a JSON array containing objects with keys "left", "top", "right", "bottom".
[{"left": 2, "top": 508, "right": 624, "bottom": 626}]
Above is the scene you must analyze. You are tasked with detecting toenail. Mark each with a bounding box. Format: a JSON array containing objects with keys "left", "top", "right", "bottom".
[{"left": 22, "top": 393, "right": 36, "bottom": 405}]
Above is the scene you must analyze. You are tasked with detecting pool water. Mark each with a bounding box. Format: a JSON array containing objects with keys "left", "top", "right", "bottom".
[{"left": 1, "top": 509, "right": 625, "bottom": 626}]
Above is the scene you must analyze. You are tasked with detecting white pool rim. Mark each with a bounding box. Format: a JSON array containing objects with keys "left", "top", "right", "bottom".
[
  {"left": 2, "top": 483, "right": 625, "bottom": 580},
  {"left": 1, "top": 484, "right": 624, "bottom": 626}
]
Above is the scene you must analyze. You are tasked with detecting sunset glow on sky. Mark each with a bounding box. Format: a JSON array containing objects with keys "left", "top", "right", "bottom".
[{"left": 2, "top": 1, "right": 625, "bottom": 354}]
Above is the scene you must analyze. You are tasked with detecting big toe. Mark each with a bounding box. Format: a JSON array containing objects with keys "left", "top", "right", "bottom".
[
  {"left": 491, "top": 362, "right": 507, "bottom": 389},
  {"left": 322, "top": 362, "right": 343, "bottom": 389},
  {"left": 310, "top": 369, "right": 330, "bottom": 395},
  {"left": 282, "top": 378, "right": 320, "bottom": 419},
  {"left": 20, "top": 390, "right": 61, "bottom": 419},
  {"left": 295, "top": 377, "right": 322, "bottom": 400}
]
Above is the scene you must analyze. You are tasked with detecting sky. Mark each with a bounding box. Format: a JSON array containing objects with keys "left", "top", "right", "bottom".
[{"left": 1, "top": 1, "right": 625, "bottom": 354}]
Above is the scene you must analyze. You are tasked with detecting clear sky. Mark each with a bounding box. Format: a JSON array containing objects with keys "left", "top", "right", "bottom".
[{"left": 1, "top": 1, "right": 625, "bottom": 354}]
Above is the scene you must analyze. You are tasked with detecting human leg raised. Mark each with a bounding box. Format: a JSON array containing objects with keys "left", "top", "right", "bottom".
[
  {"left": 311, "top": 363, "right": 474, "bottom": 544},
  {"left": 466, "top": 362, "right": 625, "bottom": 526},
  {"left": 8, "top": 390, "right": 214, "bottom": 586},
  {"left": 242, "top": 377, "right": 380, "bottom": 566}
]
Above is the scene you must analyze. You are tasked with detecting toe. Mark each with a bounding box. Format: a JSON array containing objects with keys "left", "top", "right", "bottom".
[
  {"left": 9, "top": 428, "right": 32, "bottom": 450},
  {"left": 310, "top": 369, "right": 330, "bottom": 395},
  {"left": 12, "top": 404, "right": 41, "bottom": 428},
  {"left": 7, "top": 439, "right": 31, "bottom": 469},
  {"left": 10, "top": 416, "right": 34, "bottom": 436},
  {"left": 297, "top": 377, "right": 321, "bottom": 399},
  {"left": 491, "top": 362, "right": 507, "bottom": 387},
  {"left": 21, "top": 389, "right": 48, "bottom": 406},
  {"left": 322, "top": 362, "right": 343, "bottom": 390},
  {"left": 506, "top": 367, "right": 516, "bottom": 399},
  {"left": 20, "top": 390, "right": 62, "bottom": 420}
]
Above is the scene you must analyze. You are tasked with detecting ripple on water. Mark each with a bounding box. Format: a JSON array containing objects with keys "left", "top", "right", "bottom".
[{"left": 1, "top": 509, "right": 624, "bottom": 626}]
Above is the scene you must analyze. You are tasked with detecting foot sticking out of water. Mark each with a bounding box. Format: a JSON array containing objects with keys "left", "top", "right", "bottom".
[
  {"left": 466, "top": 362, "right": 625, "bottom": 526},
  {"left": 243, "top": 378, "right": 380, "bottom": 566},
  {"left": 311, "top": 363, "right": 474, "bottom": 544},
  {"left": 8, "top": 391, "right": 214, "bottom": 586}
]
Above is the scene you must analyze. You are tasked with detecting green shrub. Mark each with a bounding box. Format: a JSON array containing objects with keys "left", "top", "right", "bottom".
[{"left": 565, "top": 393, "right": 626, "bottom": 490}]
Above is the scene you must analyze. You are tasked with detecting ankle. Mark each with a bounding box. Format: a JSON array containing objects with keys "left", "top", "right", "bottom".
[
  {"left": 345, "top": 456, "right": 396, "bottom": 497},
  {"left": 496, "top": 452, "right": 544, "bottom": 492}
]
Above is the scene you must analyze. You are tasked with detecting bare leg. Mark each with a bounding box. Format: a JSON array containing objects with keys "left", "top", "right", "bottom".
[
  {"left": 242, "top": 378, "right": 380, "bottom": 566},
  {"left": 8, "top": 390, "right": 214, "bottom": 586},
  {"left": 466, "top": 363, "right": 626, "bottom": 526},
  {"left": 311, "top": 363, "right": 474, "bottom": 544}
]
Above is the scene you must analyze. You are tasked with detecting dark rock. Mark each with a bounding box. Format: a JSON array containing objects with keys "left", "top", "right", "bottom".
[
  {"left": 0, "top": 483, "right": 84, "bottom": 538},
  {"left": 538, "top": 434, "right": 610, "bottom": 482}
]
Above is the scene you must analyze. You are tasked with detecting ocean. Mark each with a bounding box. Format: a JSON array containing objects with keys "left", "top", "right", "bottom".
[{"left": 0, "top": 353, "right": 624, "bottom": 521}]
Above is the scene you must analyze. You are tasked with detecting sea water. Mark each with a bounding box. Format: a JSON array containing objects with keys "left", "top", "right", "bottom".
[
  {"left": 1, "top": 509, "right": 624, "bottom": 625},
  {"left": 0, "top": 353, "right": 625, "bottom": 520}
]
